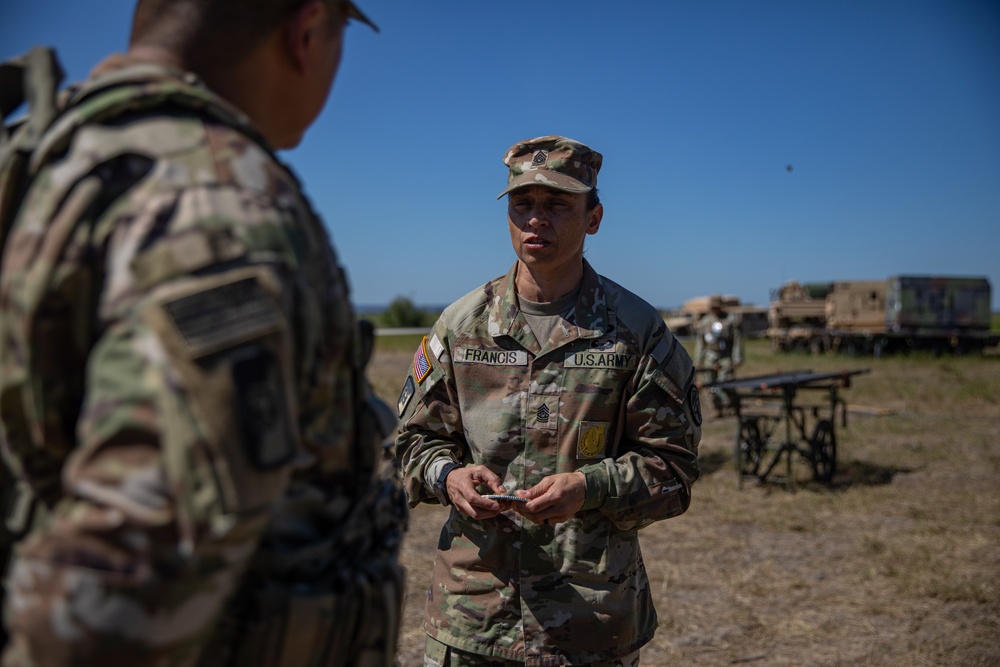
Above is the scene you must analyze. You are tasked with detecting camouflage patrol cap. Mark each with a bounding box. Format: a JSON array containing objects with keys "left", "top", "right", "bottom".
[{"left": 497, "top": 135, "right": 603, "bottom": 199}]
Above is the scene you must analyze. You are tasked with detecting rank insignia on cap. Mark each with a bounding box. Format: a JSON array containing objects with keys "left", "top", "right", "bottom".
[
  {"left": 532, "top": 150, "right": 548, "bottom": 165},
  {"left": 689, "top": 384, "right": 703, "bottom": 426},
  {"left": 413, "top": 336, "right": 432, "bottom": 383}
]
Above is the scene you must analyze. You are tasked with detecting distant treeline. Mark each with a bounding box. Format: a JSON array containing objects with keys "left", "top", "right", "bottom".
[{"left": 359, "top": 297, "right": 441, "bottom": 328}]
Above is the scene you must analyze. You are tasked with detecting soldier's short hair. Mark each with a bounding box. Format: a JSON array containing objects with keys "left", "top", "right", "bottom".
[
  {"left": 586, "top": 188, "right": 601, "bottom": 211},
  {"left": 130, "top": 0, "right": 370, "bottom": 68}
]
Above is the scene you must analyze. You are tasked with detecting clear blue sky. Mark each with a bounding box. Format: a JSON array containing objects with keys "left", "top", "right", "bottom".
[{"left": 3, "top": 0, "right": 999, "bottom": 310}]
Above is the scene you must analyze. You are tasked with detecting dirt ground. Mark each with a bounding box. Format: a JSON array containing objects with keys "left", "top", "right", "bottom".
[{"left": 373, "top": 338, "right": 1000, "bottom": 667}]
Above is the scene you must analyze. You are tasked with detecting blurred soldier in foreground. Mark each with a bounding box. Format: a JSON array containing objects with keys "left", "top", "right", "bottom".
[
  {"left": 395, "top": 136, "right": 702, "bottom": 666},
  {"left": 694, "top": 296, "right": 744, "bottom": 414},
  {"left": 0, "top": 1, "right": 407, "bottom": 666}
]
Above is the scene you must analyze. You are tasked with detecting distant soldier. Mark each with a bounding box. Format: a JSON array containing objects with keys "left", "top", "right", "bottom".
[
  {"left": 0, "top": 2, "right": 406, "bottom": 666},
  {"left": 694, "top": 296, "right": 744, "bottom": 413},
  {"left": 395, "top": 135, "right": 702, "bottom": 666}
]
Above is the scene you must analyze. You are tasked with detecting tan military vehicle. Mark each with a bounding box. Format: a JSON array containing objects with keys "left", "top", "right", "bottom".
[
  {"left": 766, "top": 281, "right": 831, "bottom": 352},
  {"left": 665, "top": 295, "right": 767, "bottom": 338},
  {"left": 768, "top": 276, "right": 998, "bottom": 355}
]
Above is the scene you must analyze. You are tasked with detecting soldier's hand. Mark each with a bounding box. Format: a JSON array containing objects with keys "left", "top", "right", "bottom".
[
  {"left": 446, "top": 464, "right": 511, "bottom": 520},
  {"left": 514, "top": 472, "right": 586, "bottom": 525}
]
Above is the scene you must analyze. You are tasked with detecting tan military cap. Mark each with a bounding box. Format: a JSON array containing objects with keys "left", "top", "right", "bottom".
[{"left": 497, "top": 135, "right": 603, "bottom": 199}]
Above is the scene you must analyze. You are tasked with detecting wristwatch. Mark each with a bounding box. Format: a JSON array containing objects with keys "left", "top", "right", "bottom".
[{"left": 434, "top": 461, "right": 462, "bottom": 506}]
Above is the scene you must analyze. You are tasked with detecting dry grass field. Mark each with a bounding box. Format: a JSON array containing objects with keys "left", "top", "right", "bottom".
[{"left": 370, "top": 334, "right": 1000, "bottom": 667}]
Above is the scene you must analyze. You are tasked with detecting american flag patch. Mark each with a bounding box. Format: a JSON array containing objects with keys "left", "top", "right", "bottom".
[{"left": 413, "top": 336, "right": 432, "bottom": 383}]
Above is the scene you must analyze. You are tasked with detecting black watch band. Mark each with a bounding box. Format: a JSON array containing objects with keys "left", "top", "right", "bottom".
[{"left": 434, "top": 461, "right": 462, "bottom": 505}]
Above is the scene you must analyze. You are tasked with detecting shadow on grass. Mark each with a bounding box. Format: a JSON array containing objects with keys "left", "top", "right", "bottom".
[
  {"left": 698, "top": 449, "right": 734, "bottom": 476},
  {"left": 702, "top": 451, "right": 917, "bottom": 492},
  {"left": 791, "top": 459, "right": 918, "bottom": 492},
  {"left": 829, "top": 459, "right": 918, "bottom": 489}
]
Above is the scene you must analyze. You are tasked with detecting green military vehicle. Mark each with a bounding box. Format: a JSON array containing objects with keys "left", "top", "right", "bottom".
[{"left": 767, "top": 275, "right": 999, "bottom": 356}]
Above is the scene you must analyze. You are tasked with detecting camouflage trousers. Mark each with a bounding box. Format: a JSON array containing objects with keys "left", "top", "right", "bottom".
[
  {"left": 197, "top": 556, "right": 405, "bottom": 667},
  {"left": 423, "top": 636, "right": 640, "bottom": 667},
  {"left": 701, "top": 356, "right": 736, "bottom": 411}
]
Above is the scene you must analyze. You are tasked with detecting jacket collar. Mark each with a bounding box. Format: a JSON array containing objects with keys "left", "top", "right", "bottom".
[{"left": 487, "top": 259, "right": 611, "bottom": 354}]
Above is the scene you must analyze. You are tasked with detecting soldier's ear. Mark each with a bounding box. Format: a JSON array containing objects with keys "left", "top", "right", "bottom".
[
  {"left": 586, "top": 203, "right": 603, "bottom": 235},
  {"left": 284, "top": 0, "right": 326, "bottom": 74}
]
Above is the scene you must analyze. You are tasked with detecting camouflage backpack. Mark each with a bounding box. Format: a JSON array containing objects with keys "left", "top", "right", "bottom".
[
  {"left": 0, "top": 46, "right": 65, "bottom": 650},
  {"left": 0, "top": 47, "right": 64, "bottom": 255}
]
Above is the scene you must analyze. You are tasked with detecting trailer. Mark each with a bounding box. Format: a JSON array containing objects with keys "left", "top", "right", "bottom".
[
  {"left": 767, "top": 275, "right": 999, "bottom": 356},
  {"left": 704, "top": 369, "right": 869, "bottom": 489}
]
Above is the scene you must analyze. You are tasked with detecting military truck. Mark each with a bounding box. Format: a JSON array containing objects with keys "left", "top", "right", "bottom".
[
  {"left": 767, "top": 275, "right": 999, "bottom": 355},
  {"left": 664, "top": 295, "right": 767, "bottom": 338}
]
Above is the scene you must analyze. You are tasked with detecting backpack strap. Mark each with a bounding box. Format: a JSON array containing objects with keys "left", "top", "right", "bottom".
[
  {"left": 0, "top": 47, "right": 65, "bottom": 261},
  {"left": 1, "top": 51, "right": 64, "bottom": 653},
  {"left": 0, "top": 46, "right": 64, "bottom": 140}
]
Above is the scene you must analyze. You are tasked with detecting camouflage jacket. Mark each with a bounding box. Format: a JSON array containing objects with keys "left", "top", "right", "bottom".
[
  {"left": 0, "top": 55, "right": 378, "bottom": 666},
  {"left": 395, "top": 260, "right": 702, "bottom": 666},
  {"left": 694, "top": 312, "right": 744, "bottom": 367}
]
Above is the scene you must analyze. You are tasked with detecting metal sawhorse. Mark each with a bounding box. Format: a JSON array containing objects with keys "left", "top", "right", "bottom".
[{"left": 704, "top": 369, "right": 869, "bottom": 489}]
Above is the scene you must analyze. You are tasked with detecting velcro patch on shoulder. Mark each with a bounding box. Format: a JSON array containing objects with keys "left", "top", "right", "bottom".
[
  {"left": 165, "top": 277, "right": 279, "bottom": 356},
  {"left": 661, "top": 338, "right": 693, "bottom": 389},
  {"left": 150, "top": 268, "right": 284, "bottom": 359},
  {"left": 428, "top": 333, "right": 446, "bottom": 360}
]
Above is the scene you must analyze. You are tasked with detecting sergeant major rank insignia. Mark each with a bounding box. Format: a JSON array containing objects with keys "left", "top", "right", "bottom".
[{"left": 537, "top": 404, "right": 550, "bottom": 423}]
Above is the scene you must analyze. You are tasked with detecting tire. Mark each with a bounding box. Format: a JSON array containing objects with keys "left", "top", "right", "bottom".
[
  {"left": 810, "top": 419, "right": 836, "bottom": 483},
  {"left": 735, "top": 417, "right": 764, "bottom": 482}
]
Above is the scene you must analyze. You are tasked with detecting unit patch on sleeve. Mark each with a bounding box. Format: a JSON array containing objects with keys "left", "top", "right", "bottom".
[
  {"left": 397, "top": 375, "right": 416, "bottom": 417},
  {"left": 413, "top": 336, "right": 433, "bottom": 383},
  {"left": 689, "top": 384, "right": 703, "bottom": 426},
  {"left": 577, "top": 422, "right": 608, "bottom": 459}
]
